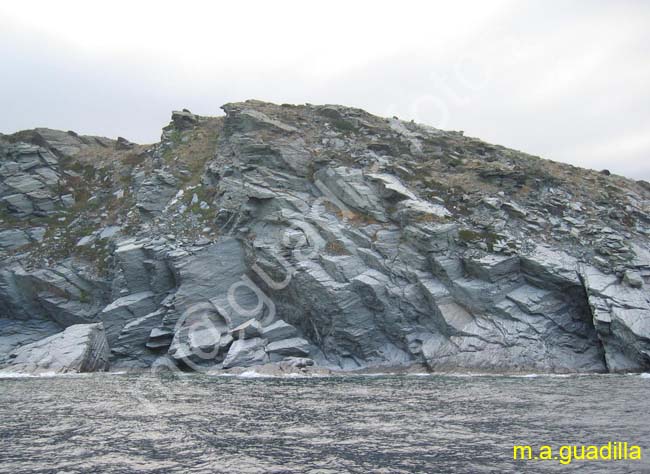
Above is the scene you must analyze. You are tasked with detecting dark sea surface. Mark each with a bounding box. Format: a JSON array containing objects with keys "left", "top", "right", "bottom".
[{"left": 0, "top": 372, "right": 649, "bottom": 473}]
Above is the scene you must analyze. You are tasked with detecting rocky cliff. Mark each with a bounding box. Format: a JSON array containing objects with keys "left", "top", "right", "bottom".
[{"left": 1, "top": 101, "right": 649, "bottom": 374}]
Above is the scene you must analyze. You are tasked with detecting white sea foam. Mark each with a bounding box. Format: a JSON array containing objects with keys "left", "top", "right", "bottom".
[
  {"left": 0, "top": 371, "right": 77, "bottom": 379},
  {"left": 238, "top": 370, "right": 273, "bottom": 378},
  {"left": 0, "top": 370, "right": 125, "bottom": 379},
  {"left": 435, "top": 372, "right": 582, "bottom": 379},
  {"left": 511, "top": 373, "right": 574, "bottom": 378},
  {"left": 2, "top": 369, "right": 638, "bottom": 380},
  {"left": 0, "top": 371, "right": 39, "bottom": 378},
  {"left": 355, "top": 373, "right": 392, "bottom": 377},
  {"left": 230, "top": 370, "right": 331, "bottom": 379}
]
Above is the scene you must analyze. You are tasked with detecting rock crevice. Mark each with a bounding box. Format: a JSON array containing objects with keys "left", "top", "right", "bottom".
[{"left": 1, "top": 101, "right": 649, "bottom": 373}]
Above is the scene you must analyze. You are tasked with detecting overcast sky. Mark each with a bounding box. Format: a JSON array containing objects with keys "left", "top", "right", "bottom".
[{"left": 1, "top": 0, "right": 649, "bottom": 179}]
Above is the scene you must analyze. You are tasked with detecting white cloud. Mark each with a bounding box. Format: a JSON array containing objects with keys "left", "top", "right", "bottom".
[
  {"left": 0, "top": 0, "right": 649, "bottom": 179},
  {"left": 552, "top": 125, "right": 650, "bottom": 178}
]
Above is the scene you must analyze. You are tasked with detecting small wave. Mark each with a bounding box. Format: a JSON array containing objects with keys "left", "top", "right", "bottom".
[
  {"left": 0, "top": 371, "right": 111, "bottom": 379},
  {"left": 354, "top": 372, "right": 392, "bottom": 377},
  {"left": 437, "top": 372, "right": 502, "bottom": 378},
  {"left": 640, "top": 373, "right": 650, "bottom": 379},
  {"left": 511, "top": 373, "right": 574, "bottom": 378},
  {"left": 233, "top": 370, "right": 330, "bottom": 379},
  {"left": 434, "top": 372, "right": 582, "bottom": 379},
  {"left": 0, "top": 371, "right": 71, "bottom": 379},
  {"left": 0, "top": 371, "right": 38, "bottom": 378},
  {"left": 285, "top": 372, "right": 316, "bottom": 378},
  {"left": 238, "top": 370, "right": 274, "bottom": 379}
]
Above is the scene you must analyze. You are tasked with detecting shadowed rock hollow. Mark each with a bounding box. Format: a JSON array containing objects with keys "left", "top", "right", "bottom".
[{"left": 1, "top": 100, "right": 649, "bottom": 374}]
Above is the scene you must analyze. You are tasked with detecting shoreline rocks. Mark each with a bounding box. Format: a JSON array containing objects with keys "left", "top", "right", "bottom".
[
  {"left": 1, "top": 100, "right": 649, "bottom": 374},
  {"left": 0, "top": 323, "right": 110, "bottom": 374}
]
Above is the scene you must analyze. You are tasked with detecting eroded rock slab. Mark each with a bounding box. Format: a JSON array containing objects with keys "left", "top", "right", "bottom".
[{"left": 1, "top": 323, "right": 109, "bottom": 374}]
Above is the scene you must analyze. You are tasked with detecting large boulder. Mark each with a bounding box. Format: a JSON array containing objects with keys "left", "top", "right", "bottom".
[
  {"left": 169, "top": 109, "right": 199, "bottom": 131},
  {"left": 266, "top": 337, "right": 311, "bottom": 361},
  {"left": 136, "top": 170, "right": 178, "bottom": 214},
  {"left": 0, "top": 318, "right": 63, "bottom": 365},
  {"left": 0, "top": 323, "right": 110, "bottom": 374},
  {"left": 167, "top": 302, "right": 230, "bottom": 366},
  {"left": 222, "top": 337, "right": 268, "bottom": 369},
  {"left": 231, "top": 318, "right": 263, "bottom": 340}
]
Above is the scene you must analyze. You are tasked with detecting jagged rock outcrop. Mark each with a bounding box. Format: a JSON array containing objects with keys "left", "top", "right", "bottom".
[
  {"left": 1, "top": 101, "right": 649, "bottom": 374},
  {"left": 0, "top": 322, "right": 110, "bottom": 374}
]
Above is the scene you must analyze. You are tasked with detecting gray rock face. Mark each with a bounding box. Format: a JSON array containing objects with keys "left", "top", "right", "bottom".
[
  {"left": 624, "top": 270, "right": 644, "bottom": 289},
  {"left": 580, "top": 266, "right": 650, "bottom": 372},
  {"left": 0, "top": 141, "right": 62, "bottom": 219},
  {"left": 0, "top": 262, "right": 109, "bottom": 327},
  {"left": 266, "top": 337, "right": 311, "bottom": 361},
  {"left": 146, "top": 327, "right": 174, "bottom": 350},
  {"left": 260, "top": 320, "right": 298, "bottom": 342},
  {"left": 0, "top": 318, "right": 63, "bottom": 365},
  {"left": 169, "top": 110, "right": 199, "bottom": 130},
  {"left": 114, "top": 239, "right": 176, "bottom": 295},
  {"left": 0, "top": 229, "right": 30, "bottom": 250},
  {"left": 136, "top": 170, "right": 178, "bottom": 214},
  {"left": 1, "top": 100, "right": 650, "bottom": 374},
  {"left": 100, "top": 291, "right": 158, "bottom": 346},
  {"left": 232, "top": 318, "right": 263, "bottom": 340},
  {"left": 1, "top": 323, "right": 109, "bottom": 374},
  {"left": 170, "top": 238, "right": 261, "bottom": 329},
  {"left": 222, "top": 337, "right": 268, "bottom": 368},
  {"left": 2, "top": 193, "right": 34, "bottom": 216},
  {"left": 111, "top": 310, "right": 165, "bottom": 368},
  {"left": 167, "top": 302, "right": 231, "bottom": 366}
]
